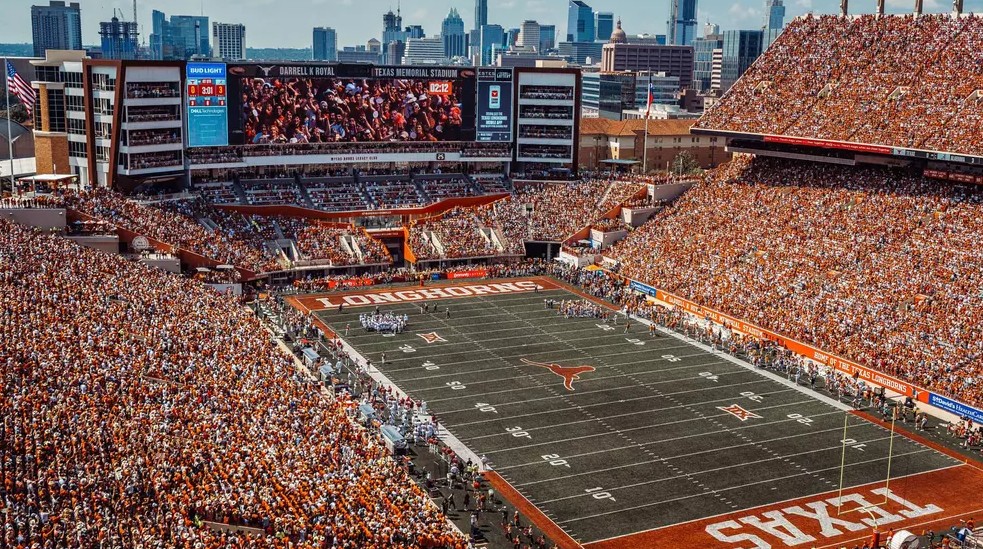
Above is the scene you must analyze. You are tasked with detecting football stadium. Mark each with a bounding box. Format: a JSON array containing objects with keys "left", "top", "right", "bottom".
[{"left": 3, "top": 6, "right": 983, "bottom": 549}]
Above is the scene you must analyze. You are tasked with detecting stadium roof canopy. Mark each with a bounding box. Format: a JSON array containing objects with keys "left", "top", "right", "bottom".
[{"left": 600, "top": 159, "right": 640, "bottom": 165}]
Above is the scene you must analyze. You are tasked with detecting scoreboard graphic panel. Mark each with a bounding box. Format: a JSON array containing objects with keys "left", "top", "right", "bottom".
[{"left": 186, "top": 63, "right": 229, "bottom": 148}]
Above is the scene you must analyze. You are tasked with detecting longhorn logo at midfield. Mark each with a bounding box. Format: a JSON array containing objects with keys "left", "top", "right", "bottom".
[{"left": 521, "top": 358, "right": 596, "bottom": 391}]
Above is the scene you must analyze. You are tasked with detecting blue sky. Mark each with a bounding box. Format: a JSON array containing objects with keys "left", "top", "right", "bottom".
[{"left": 4, "top": 0, "right": 982, "bottom": 48}]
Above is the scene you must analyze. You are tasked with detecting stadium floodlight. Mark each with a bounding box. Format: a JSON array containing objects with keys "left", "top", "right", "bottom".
[{"left": 833, "top": 408, "right": 899, "bottom": 545}]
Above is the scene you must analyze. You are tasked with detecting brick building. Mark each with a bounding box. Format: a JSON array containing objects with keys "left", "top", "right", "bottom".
[{"left": 579, "top": 117, "right": 729, "bottom": 173}]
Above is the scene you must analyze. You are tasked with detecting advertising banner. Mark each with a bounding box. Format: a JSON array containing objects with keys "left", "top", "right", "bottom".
[
  {"left": 186, "top": 63, "right": 229, "bottom": 148},
  {"left": 928, "top": 393, "right": 983, "bottom": 423},
  {"left": 476, "top": 69, "right": 514, "bottom": 143},
  {"left": 447, "top": 269, "right": 488, "bottom": 280}
]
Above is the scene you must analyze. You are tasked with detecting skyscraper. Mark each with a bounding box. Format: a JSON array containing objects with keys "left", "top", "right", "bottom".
[
  {"left": 566, "top": 1, "right": 595, "bottom": 43},
  {"left": 721, "top": 29, "right": 763, "bottom": 89},
  {"left": 668, "top": 0, "right": 698, "bottom": 46},
  {"left": 765, "top": 0, "right": 786, "bottom": 30},
  {"left": 212, "top": 22, "right": 246, "bottom": 60},
  {"left": 479, "top": 24, "right": 505, "bottom": 66},
  {"left": 382, "top": 9, "right": 406, "bottom": 47},
  {"left": 692, "top": 31, "right": 722, "bottom": 92},
  {"left": 313, "top": 27, "right": 338, "bottom": 61},
  {"left": 441, "top": 8, "right": 467, "bottom": 59},
  {"left": 539, "top": 25, "right": 556, "bottom": 52},
  {"left": 595, "top": 12, "right": 614, "bottom": 41},
  {"left": 31, "top": 1, "right": 82, "bottom": 57},
  {"left": 517, "top": 21, "right": 541, "bottom": 51},
  {"left": 99, "top": 16, "right": 139, "bottom": 60},
  {"left": 150, "top": 10, "right": 210, "bottom": 60},
  {"left": 406, "top": 25, "right": 425, "bottom": 39},
  {"left": 474, "top": 0, "right": 488, "bottom": 33}
]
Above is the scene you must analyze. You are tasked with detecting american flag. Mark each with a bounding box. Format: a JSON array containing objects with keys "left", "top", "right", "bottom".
[
  {"left": 645, "top": 82, "right": 654, "bottom": 118},
  {"left": 6, "top": 61, "right": 35, "bottom": 115}
]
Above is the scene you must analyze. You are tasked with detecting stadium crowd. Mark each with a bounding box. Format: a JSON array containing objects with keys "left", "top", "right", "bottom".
[
  {"left": 697, "top": 14, "right": 983, "bottom": 157},
  {"left": 409, "top": 207, "right": 500, "bottom": 260},
  {"left": 65, "top": 191, "right": 282, "bottom": 273},
  {"left": 608, "top": 156, "right": 983, "bottom": 406},
  {"left": 240, "top": 77, "right": 465, "bottom": 145},
  {"left": 0, "top": 219, "right": 466, "bottom": 548}
]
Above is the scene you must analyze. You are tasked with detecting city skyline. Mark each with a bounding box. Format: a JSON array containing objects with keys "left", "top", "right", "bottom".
[{"left": 5, "top": 0, "right": 980, "bottom": 53}]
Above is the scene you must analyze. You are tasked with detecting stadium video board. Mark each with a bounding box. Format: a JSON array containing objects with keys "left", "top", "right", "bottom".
[
  {"left": 476, "top": 68, "right": 514, "bottom": 143},
  {"left": 185, "top": 63, "right": 229, "bottom": 148},
  {"left": 226, "top": 64, "right": 478, "bottom": 146}
]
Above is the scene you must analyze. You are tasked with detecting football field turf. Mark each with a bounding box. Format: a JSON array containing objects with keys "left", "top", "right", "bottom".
[{"left": 295, "top": 278, "right": 983, "bottom": 548}]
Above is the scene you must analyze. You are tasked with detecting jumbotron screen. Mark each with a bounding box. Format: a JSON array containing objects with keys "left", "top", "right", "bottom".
[{"left": 226, "top": 64, "right": 478, "bottom": 145}]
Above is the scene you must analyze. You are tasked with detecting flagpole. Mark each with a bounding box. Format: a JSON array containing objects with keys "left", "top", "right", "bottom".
[
  {"left": 642, "top": 113, "right": 649, "bottom": 175},
  {"left": 5, "top": 58, "right": 15, "bottom": 195}
]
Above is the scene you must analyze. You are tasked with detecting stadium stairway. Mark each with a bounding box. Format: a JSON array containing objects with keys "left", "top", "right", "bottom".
[
  {"left": 294, "top": 174, "right": 316, "bottom": 209},
  {"left": 230, "top": 175, "right": 248, "bottom": 204},
  {"left": 412, "top": 179, "right": 432, "bottom": 203}
]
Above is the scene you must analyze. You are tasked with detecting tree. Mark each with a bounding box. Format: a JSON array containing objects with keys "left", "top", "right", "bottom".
[
  {"left": 671, "top": 151, "right": 701, "bottom": 176},
  {"left": 1, "top": 104, "right": 30, "bottom": 124}
]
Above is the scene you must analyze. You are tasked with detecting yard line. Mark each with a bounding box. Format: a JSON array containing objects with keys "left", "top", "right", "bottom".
[
  {"left": 549, "top": 448, "right": 937, "bottom": 513},
  {"left": 404, "top": 358, "right": 731, "bottom": 394},
  {"left": 480, "top": 398, "right": 821, "bottom": 454},
  {"left": 396, "top": 354, "right": 744, "bottom": 384},
  {"left": 496, "top": 409, "right": 849, "bottom": 471},
  {"left": 428, "top": 371, "right": 775, "bottom": 406},
  {"left": 515, "top": 426, "right": 896, "bottom": 487}
]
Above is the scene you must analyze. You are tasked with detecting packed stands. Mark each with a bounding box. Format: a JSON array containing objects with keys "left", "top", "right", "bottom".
[
  {"left": 364, "top": 179, "right": 426, "bottom": 209},
  {"left": 197, "top": 181, "right": 241, "bottom": 204},
  {"left": 65, "top": 190, "right": 281, "bottom": 273},
  {"left": 415, "top": 176, "right": 477, "bottom": 201},
  {"left": 696, "top": 14, "right": 983, "bottom": 157},
  {"left": 608, "top": 156, "right": 983, "bottom": 407},
  {"left": 276, "top": 217, "right": 392, "bottom": 266},
  {"left": 242, "top": 178, "right": 304, "bottom": 206},
  {"left": 409, "top": 207, "right": 500, "bottom": 260},
  {"left": 304, "top": 178, "right": 372, "bottom": 211},
  {"left": 0, "top": 219, "right": 465, "bottom": 548},
  {"left": 596, "top": 180, "right": 646, "bottom": 213}
]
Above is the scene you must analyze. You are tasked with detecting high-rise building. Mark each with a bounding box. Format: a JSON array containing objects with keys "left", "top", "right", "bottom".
[
  {"left": 474, "top": 0, "right": 488, "bottom": 33},
  {"left": 601, "top": 39, "right": 694, "bottom": 89},
  {"left": 31, "top": 1, "right": 82, "bottom": 57},
  {"left": 765, "top": 0, "right": 786, "bottom": 30},
  {"left": 406, "top": 25, "right": 425, "bottom": 39},
  {"left": 386, "top": 41, "right": 406, "bottom": 65},
  {"left": 99, "top": 16, "right": 139, "bottom": 60},
  {"left": 720, "top": 29, "right": 763, "bottom": 90},
  {"left": 668, "top": 0, "right": 698, "bottom": 46},
  {"left": 506, "top": 28, "right": 521, "bottom": 47},
  {"left": 383, "top": 9, "right": 407, "bottom": 48},
  {"left": 704, "top": 22, "right": 720, "bottom": 37},
  {"left": 566, "top": 1, "right": 595, "bottom": 42},
  {"left": 517, "top": 21, "right": 541, "bottom": 51},
  {"left": 404, "top": 37, "right": 447, "bottom": 65},
  {"left": 313, "top": 27, "right": 338, "bottom": 61},
  {"left": 337, "top": 44, "right": 380, "bottom": 64},
  {"left": 479, "top": 24, "right": 505, "bottom": 66},
  {"left": 691, "top": 32, "right": 722, "bottom": 92},
  {"left": 150, "top": 11, "right": 210, "bottom": 60},
  {"left": 212, "top": 22, "right": 246, "bottom": 60},
  {"left": 441, "top": 8, "right": 467, "bottom": 59},
  {"left": 595, "top": 12, "right": 614, "bottom": 41},
  {"left": 539, "top": 25, "right": 556, "bottom": 52}
]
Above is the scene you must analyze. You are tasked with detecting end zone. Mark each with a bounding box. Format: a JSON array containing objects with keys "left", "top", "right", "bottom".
[
  {"left": 583, "top": 464, "right": 983, "bottom": 549},
  {"left": 289, "top": 277, "right": 556, "bottom": 312}
]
